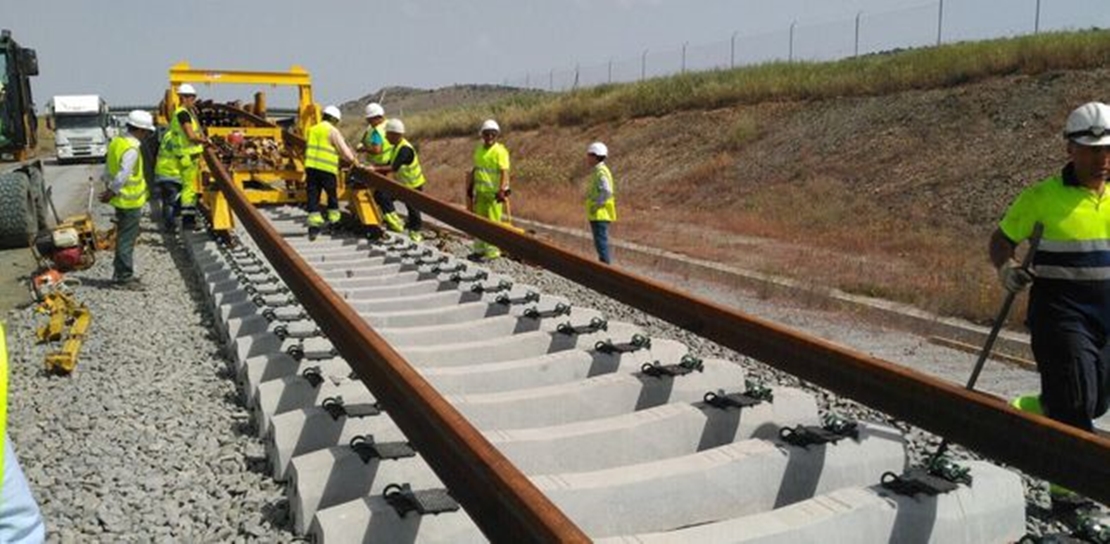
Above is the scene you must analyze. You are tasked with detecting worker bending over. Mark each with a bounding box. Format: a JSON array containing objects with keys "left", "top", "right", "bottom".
[
  {"left": 467, "top": 119, "right": 511, "bottom": 261},
  {"left": 304, "top": 105, "right": 358, "bottom": 240},
  {"left": 167, "top": 84, "right": 211, "bottom": 231},
  {"left": 584, "top": 142, "right": 617, "bottom": 264},
  {"left": 990, "top": 101, "right": 1110, "bottom": 515},
  {"left": 371, "top": 119, "right": 427, "bottom": 242},
  {"left": 99, "top": 110, "right": 155, "bottom": 289}
]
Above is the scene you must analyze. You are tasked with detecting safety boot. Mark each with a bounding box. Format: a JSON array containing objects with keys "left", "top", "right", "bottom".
[
  {"left": 408, "top": 230, "right": 423, "bottom": 243},
  {"left": 384, "top": 212, "right": 405, "bottom": 233}
]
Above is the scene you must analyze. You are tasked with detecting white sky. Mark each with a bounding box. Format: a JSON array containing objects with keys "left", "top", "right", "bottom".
[{"left": 4, "top": 0, "right": 1108, "bottom": 108}]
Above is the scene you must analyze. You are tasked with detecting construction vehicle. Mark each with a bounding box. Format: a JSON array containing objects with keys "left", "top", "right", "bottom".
[
  {"left": 0, "top": 29, "right": 49, "bottom": 249},
  {"left": 46, "top": 94, "right": 111, "bottom": 164},
  {"left": 162, "top": 63, "right": 383, "bottom": 236}
]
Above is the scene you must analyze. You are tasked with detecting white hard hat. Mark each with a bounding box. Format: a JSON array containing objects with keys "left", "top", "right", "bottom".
[
  {"left": 480, "top": 119, "right": 500, "bottom": 134},
  {"left": 364, "top": 102, "right": 385, "bottom": 118},
  {"left": 1065, "top": 102, "right": 1110, "bottom": 147},
  {"left": 126, "top": 110, "right": 155, "bottom": 132},
  {"left": 587, "top": 142, "right": 608, "bottom": 157},
  {"left": 385, "top": 118, "right": 405, "bottom": 134},
  {"left": 176, "top": 83, "right": 197, "bottom": 96},
  {"left": 323, "top": 105, "right": 342, "bottom": 121}
]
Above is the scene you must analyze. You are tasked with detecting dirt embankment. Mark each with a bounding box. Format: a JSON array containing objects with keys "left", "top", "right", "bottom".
[{"left": 412, "top": 67, "right": 1110, "bottom": 324}]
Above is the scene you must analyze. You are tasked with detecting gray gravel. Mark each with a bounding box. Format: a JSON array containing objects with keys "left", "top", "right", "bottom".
[{"left": 0, "top": 207, "right": 1092, "bottom": 541}]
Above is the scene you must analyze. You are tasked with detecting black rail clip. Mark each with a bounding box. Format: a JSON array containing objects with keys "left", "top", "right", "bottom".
[
  {"left": 286, "top": 343, "right": 305, "bottom": 362},
  {"left": 321, "top": 396, "right": 381, "bottom": 421},
  {"left": 301, "top": 366, "right": 325, "bottom": 388},
  {"left": 416, "top": 254, "right": 449, "bottom": 267},
  {"left": 472, "top": 280, "right": 513, "bottom": 294},
  {"left": 596, "top": 334, "right": 652, "bottom": 354},
  {"left": 880, "top": 457, "right": 972, "bottom": 498},
  {"left": 556, "top": 316, "right": 608, "bottom": 336},
  {"left": 779, "top": 415, "right": 859, "bottom": 448},
  {"left": 641, "top": 355, "right": 705, "bottom": 378},
  {"left": 704, "top": 380, "right": 774, "bottom": 409},
  {"left": 383, "top": 483, "right": 460, "bottom": 518},
  {"left": 431, "top": 262, "right": 466, "bottom": 275},
  {"left": 349, "top": 435, "right": 416, "bottom": 463},
  {"left": 497, "top": 291, "right": 541, "bottom": 306},
  {"left": 524, "top": 302, "right": 572, "bottom": 320},
  {"left": 450, "top": 270, "right": 489, "bottom": 283}
]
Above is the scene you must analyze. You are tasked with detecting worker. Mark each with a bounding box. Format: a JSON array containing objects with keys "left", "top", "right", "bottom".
[
  {"left": 0, "top": 324, "right": 46, "bottom": 543},
  {"left": 153, "top": 129, "right": 183, "bottom": 233},
  {"left": 356, "top": 103, "right": 403, "bottom": 232},
  {"left": 99, "top": 110, "right": 154, "bottom": 288},
  {"left": 169, "top": 84, "right": 211, "bottom": 231},
  {"left": 584, "top": 142, "right": 617, "bottom": 264},
  {"left": 467, "top": 119, "right": 511, "bottom": 261},
  {"left": 990, "top": 101, "right": 1110, "bottom": 515},
  {"left": 370, "top": 119, "right": 427, "bottom": 242},
  {"left": 304, "top": 105, "right": 358, "bottom": 240}
]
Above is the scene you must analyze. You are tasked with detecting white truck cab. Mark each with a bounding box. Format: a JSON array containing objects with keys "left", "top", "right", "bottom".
[{"left": 47, "top": 95, "right": 110, "bottom": 163}]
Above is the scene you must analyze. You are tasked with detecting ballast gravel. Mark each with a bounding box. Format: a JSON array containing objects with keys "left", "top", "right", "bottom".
[{"left": 0, "top": 209, "right": 1081, "bottom": 541}]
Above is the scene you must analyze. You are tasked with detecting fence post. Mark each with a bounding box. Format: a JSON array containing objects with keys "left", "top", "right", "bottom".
[
  {"left": 681, "top": 42, "right": 688, "bottom": 74},
  {"left": 854, "top": 11, "right": 862, "bottom": 57},
  {"left": 730, "top": 31, "right": 738, "bottom": 68},
  {"left": 1034, "top": 0, "right": 1041, "bottom": 34},
  {"left": 608, "top": 59, "right": 613, "bottom": 84},
  {"left": 641, "top": 49, "right": 648, "bottom": 81},
  {"left": 936, "top": 0, "right": 944, "bottom": 45},
  {"left": 574, "top": 63, "right": 580, "bottom": 89},
  {"left": 549, "top": 69, "right": 554, "bottom": 91},
  {"left": 525, "top": 73, "right": 530, "bottom": 89},
  {"left": 789, "top": 21, "right": 796, "bottom": 61}
]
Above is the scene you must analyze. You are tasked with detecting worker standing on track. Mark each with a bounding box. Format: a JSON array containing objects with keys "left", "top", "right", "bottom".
[
  {"left": 584, "top": 142, "right": 617, "bottom": 264},
  {"left": 370, "top": 119, "right": 427, "bottom": 242},
  {"left": 99, "top": 110, "right": 154, "bottom": 289},
  {"left": 0, "top": 323, "right": 46, "bottom": 543},
  {"left": 168, "top": 84, "right": 210, "bottom": 232},
  {"left": 153, "top": 129, "right": 183, "bottom": 234},
  {"left": 356, "top": 103, "right": 403, "bottom": 233},
  {"left": 304, "top": 105, "right": 358, "bottom": 241},
  {"left": 990, "top": 101, "right": 1110, "bottom": 515},
  {"left": 467, "top": 119, "right": 511, "bottom": 261}
]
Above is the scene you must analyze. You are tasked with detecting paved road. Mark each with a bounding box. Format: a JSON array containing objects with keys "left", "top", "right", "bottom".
[{"left": 0, "top": 160, "right": 101, "bottom": 315}]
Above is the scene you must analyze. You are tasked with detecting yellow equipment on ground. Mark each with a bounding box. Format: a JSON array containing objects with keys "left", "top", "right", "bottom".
[
  {"left": 35, "top": 289, "right": 90, "bottom": 375},
  {"left": 160, "top": 63, "right": 383, "bottom": 236}
]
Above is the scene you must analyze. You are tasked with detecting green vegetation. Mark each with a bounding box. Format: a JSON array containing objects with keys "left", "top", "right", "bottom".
[{"left": 409, "top": 29, "right": 1110, "bottom": 138}]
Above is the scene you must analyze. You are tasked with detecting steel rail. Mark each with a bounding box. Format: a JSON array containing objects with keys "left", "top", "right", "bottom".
[
  {"left": 215, "top": 105, "right": 1109, "bottom": 502},
  {"left": 203, "top": 148, "right": 591, "bottom": 543},
  {"left": 343, "top": 166, "right": 1110, "bottom": 505}
]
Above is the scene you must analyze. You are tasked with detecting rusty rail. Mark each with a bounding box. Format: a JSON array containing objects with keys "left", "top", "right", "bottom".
[{"left": 203, "top": 148, "right": 591, "bottom": 542}]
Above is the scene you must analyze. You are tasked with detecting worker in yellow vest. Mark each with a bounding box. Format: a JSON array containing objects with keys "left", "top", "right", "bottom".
[
  {"left": 99, "top": 110, "right": 155, "bottom": 289},
  {"left": 304, "top": 105, "right": 358, "bottom": 240},
  {"left": 0, "top": 323, "right": 45, "bottom": 543},
  {"left": 357, "top": 103, "right": 404, "bottom": 233},
  {"left": 168, "top": 84, "right": 211, "bottom": 231},
  {"left": 153, "top": 129, "right": 183, "bottom": 233},
  {"left": 371, "top": 119, "right": 427, "bottom": 242},
  {"left": 584, "top": 142, "right": 617, "bottom": 264},
  {"left": 466, "top": 119, "right": 511, "bottom": 261}
]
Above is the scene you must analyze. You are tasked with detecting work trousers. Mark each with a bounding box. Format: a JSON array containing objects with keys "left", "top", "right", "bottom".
[
  {"left": 590, "top": 220, "right": 612, "bottom": 264},
  {"left": 157, "top": 178, "right": 182, "bottom": 231},
  {"left": 374, "top": 186, "right": 424, "bottom": 231},
  {"left": 306, "top": 168, "right": 339, "bottom": 215},
  {"left": 1030, "top": 316, "right": 1110, "bottom": 432},
  {"left": 471, "top": 192, "right": 503, "bottom": 258},
  {"left": 113, "top": 207, "right": 142, "bottom": 282},
  {"left": 179, "top": 156, "right": 200, "bottom": 228}
]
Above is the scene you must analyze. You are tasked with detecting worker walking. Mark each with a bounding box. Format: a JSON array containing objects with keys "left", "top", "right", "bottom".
[
  {"left": 304, "top": 105, "right": 358, "bottom": 240},
  {"left": 168, "top": 84, "right": 210, "bottom": 231},
  {"left": 153, "top": 129, "right": 183, "bottom": 233},
  {"left": 357, "top": 103, "right": 404, "bottom": 233},
  {"left": 0, "top": 324, "right": 46, "bottom": 543},
  {"left": 99, "top": 110, "right": 154, "bottom": 288},
  {"left": 990, "top": 101, "right": 1110, "bottom": 515},
  {"left": 370, "top": 119, "right": 427, "bottom": 242},
  {"left": 467, "top": 119, "right": 511, "bottom": 261},
  {"left": 584, "top": 142, "right": 617, "bottom": 264}
]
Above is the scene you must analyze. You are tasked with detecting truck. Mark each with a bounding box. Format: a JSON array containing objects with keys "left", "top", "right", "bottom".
[
  {"left": 0, "top": 29, "right": 49, "bottom": 248},
  {"left": 47, "top": 94, "right": 110, "bottom": 164}
]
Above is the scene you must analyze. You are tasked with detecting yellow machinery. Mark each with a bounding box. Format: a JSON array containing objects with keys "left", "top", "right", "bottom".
[
  {"left": 162, "top": 62, "right": 382, "bottom": 235},
  {"left": 35, "top": 289, "right": 91, "bottom": 375}
]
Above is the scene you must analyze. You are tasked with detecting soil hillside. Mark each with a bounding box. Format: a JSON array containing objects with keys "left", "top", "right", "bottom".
[{"left": 371, "top": 67, "right": 1110, "bottom": 324}]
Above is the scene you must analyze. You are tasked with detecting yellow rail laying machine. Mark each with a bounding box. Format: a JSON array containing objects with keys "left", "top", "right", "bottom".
[{"left": 161, "top": 62, "right": 383, "bottom": 235}]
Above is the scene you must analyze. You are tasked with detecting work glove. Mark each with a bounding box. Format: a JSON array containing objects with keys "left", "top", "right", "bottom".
[
  {"left": 97, "top": 190, "right": 114, "bottom": 204},
  {"left": 998, "top": 259, "right": 1034, "bottom": 293},
  {"left": 495, "top": 189, "right": 507, "bottom": 203}
]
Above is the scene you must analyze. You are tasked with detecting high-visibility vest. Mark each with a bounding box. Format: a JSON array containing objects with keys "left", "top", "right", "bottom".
[
  {"left": 392, "top": 138, "right": 426, "bottom": 189},
  {"left": 472, "top": 142, "right": 509, "bottom": 195},
  {"left": 586, "top": 162, "right": 617, "bottom": 222},
  {"left": 106, "top": 135, "right": 147, "bottom": 209},
  {"left": 154, "top": 131, "right": 182, "bottom": 180},
  {"left": 363, "top": 123, "right": 393, "bottom": 167},
  {"left": 0, "top": 323, "right": 9, "bottom": 497},
  {"left": 170, "top": 106, "right": 203, "bottom": 157},
  {"left": 305, "top": 121, "right": 340, "bottom": 175}
]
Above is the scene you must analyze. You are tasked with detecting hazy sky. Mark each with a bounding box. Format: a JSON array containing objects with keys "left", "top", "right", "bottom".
[{"left": 4, "top": 0, "right": 1108, "bottom": 109}]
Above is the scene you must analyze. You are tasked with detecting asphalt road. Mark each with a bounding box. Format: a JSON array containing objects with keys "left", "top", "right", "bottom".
[{"left": 0, "top": 159, "right": 101, "bottom": 315}]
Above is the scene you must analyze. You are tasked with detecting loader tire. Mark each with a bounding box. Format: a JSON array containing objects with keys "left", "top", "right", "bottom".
[{"left": 0, "top": 170, "right": 38, "bottom": 249}]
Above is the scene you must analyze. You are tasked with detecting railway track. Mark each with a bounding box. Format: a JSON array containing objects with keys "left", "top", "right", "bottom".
[{"left": 178, "top": 120, "right": 1110, "bottom": 542}]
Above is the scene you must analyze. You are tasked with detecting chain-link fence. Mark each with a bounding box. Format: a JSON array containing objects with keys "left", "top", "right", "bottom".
[{"left": 504, "top": 0, "right": 1102, "bottom": 92}]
